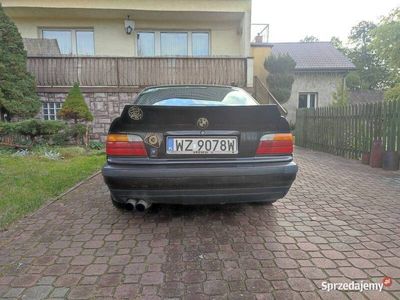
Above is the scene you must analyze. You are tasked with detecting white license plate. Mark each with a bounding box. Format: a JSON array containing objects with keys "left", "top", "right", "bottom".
[{"left": 167, "top": 137, "right": 238, "bottom": 155}]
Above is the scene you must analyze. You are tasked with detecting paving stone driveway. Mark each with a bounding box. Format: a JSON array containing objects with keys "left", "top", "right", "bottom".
[{"left": 0, "top": 147, "right": 399, "bottom": 300}]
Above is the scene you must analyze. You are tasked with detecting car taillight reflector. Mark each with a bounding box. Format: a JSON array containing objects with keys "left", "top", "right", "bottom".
[
  {"left": 256, "top": 133, "right": 293, "bottom": 155},
  {"left": 106, "top": 134, "right": 147, "bottom": 157}
]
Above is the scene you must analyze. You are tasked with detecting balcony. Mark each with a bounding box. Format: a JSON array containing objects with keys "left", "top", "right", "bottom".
[{"left": 27, "top": 56, "right": 251, "bottom": 91}]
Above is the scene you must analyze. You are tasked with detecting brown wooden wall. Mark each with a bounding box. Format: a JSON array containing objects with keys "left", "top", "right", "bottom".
[{"left": 27, "top": 57, "right": 247, "bottom": 87}]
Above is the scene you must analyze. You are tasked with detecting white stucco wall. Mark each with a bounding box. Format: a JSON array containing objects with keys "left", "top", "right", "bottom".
[{"left": 283, "top": 72, "right": 346, "bottom": 124}]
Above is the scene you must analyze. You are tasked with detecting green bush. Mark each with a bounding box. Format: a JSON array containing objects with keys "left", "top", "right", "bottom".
[
  {"left": 0, "top": 121, "right": 16, "bottom": 135},
  {"left": 14, "top": 119, "right": 65, "bottom": 143},
  {"left": 264, "top": 54, "right": 296, "bottom": 104},
  {"left": 384, "top": 83, "right": 400, "bottom": 102},
  {"left": 0, "top": 119, "right": 65, "bottom": 144},
  {"left": 51, "top": 123, "right": 86, "bottom": 146},
  {"left": 89, "top": 141, "right": 104, "bottom": 150},
  {"left": 59, "top": 83, "right": 93, "bottom": 123}
]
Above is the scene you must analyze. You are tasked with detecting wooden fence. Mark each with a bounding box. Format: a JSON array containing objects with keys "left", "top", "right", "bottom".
[
  {"left": 27, "top": 56, "right": 247, "bottom": 87},
  {"left": 295, "top": 101, "right": 400, "bottom": 159}
]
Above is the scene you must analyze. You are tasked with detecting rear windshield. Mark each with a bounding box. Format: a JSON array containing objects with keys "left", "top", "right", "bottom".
[{"left": 135, "top": 86, "right": 259, "bottom": 106}]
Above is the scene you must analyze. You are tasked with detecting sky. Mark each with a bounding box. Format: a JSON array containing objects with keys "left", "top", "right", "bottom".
[{"left": 251, "top": 0, "right": 400, "bottom": 44}]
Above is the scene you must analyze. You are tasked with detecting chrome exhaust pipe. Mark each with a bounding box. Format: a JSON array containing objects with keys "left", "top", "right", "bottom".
[
  {"left": 135, "top": 200, "right": 152, "bottom": 212},
  {"left": 126, "top": 199, "right": 137, "bottom": 211}
]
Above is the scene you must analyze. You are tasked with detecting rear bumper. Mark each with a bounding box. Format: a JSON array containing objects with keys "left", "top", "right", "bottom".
[{"left": 102, "top": 158, "right": 298, "bottom": 205}]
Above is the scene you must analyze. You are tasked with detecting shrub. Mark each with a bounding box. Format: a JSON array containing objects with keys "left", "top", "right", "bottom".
[
  {"left": 264, "top": 54, "right": 296, "bottom": 104},
  {"left": 0, "top": 4, "right": 41, "bottom": 120},
  {"left": 0, "top": 119, "right": 66, "bottom": 144},
  {"left": 59, "top": 83, "right": 93, "bottom": 123},
  {"left": 384, "top": 83, "right": 400, "bottom": 102},
  {"left": 89, "top": 141, "right": 104, "bottom": 150},
  {"left": 50, "top": 123, "right": 86, "bottom": 146},
  {"left": 41, "top": 150, "right": 62, "bottom": 160},
  {"left": 0, "top": 122, "right": 16, "bottom": 135},
  {"left": 13, "top": 119, "right": 65, "bottom": 143}
]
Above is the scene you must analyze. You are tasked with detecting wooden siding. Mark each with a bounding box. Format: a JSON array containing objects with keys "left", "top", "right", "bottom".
[{"left": 27, "top": 57, "right": 247, "bottom": 87}]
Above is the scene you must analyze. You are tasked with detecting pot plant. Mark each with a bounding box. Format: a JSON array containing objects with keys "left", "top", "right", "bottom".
[
  {"left": 382, "top": 150, "right": 400, "bottom": 171},
  {"left": 369, "top": 139, "right": 384, "bottom": 168}
]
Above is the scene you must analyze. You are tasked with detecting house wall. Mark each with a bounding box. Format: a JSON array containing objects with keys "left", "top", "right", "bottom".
[
  {"left": 3, "top": 0, "right": 251, "bottom": 57},
  {"left": 38, "top": 91, "right": 139, "bottom": 141},
  {"left": 283, "top": 72, "right": 345, "bottom": 124},
  {"left": 251, "top": 45, "right": 272, "bottom": 84},
  {"left": 12, "top": 18, "right": 243, "bottom": 57}
]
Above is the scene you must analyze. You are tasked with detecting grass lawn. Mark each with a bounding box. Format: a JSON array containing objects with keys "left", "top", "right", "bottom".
[{"left": 0, "top": 147, "right": 105, "bottom": 229}]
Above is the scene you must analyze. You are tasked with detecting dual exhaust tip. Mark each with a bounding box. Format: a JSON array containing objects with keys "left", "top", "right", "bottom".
[{"left": 126, "top": 199, "right": 151, "bottom": 212}]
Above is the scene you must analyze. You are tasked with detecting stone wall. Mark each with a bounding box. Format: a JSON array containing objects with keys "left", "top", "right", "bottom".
[
  {"left": 283, "top": 72, "right": 346, "bottom": 124},
  {"left": 38, "top": 91, "right": 138, "bottom": 141}
]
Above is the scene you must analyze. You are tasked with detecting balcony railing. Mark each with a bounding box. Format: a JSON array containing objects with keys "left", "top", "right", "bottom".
[{"left": 27, "top": 56, "right": 248, "bottom": 88}]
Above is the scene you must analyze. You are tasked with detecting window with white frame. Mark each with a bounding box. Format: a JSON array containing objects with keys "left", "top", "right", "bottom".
[
  {"left": 42, "top": 29, "right": 94, "bottom": 55},
  {"left": 298, "top": 93, "right": 318, "bottom": 108},
  {"left": 43, "top": 102, "right": 62, "bottom": 120},
  {"left": 137, "top": 31, "right": 210, "bottom": 57}
]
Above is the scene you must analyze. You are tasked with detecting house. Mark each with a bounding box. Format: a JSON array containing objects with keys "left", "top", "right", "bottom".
[
  {"left": 251, "top": 41, "right": 356, "bottom": 123},
  {"left": 349, "top": 90, "right": 384, "bottom": 105},
  {"left": 2, "top": 0, "right": 269, "bottom": 140}
]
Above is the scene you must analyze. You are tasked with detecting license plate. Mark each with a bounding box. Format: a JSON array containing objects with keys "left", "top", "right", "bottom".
[{"left": 166, "top": 137, "right": 238, "bottom": 155}]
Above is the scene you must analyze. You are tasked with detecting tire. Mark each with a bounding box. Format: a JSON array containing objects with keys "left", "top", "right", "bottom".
[{"left": 111, "top": 196, "right": 132, "bottom": 210}]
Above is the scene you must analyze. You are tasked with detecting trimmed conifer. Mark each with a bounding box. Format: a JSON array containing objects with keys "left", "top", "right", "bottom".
[
  {"left": 59, "top": 83, "right": 93, "bottom": 123},
  {"left": 0, "top": 3, "right": 40, "bottom": 120}
]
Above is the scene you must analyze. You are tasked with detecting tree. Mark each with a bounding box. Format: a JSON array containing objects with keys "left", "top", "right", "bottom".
[
  {"left": 264, "top": 54, "right": 296, "bottom": 104},
  {"left": 347, "top": 21, "right": 392, "bottom": 89},
  {"left": 384, "top": 83, "right": 400, "bottom": 102},
  {"left": 59, "top": 83, "right": 93, "bottom": 124},
  {"left": 330, "top": 36, "right": 348, "bottom": 55},
  {"left": 332, "top": 81, "right": 349, "bottom": 107},
  {"left": 300, "top": 35, "right": 319, "bottom": 43},
  {"left": 345, "top": 71, "right": 362, "bottom": 90},
  {"left": 59, "top": 83, "right": 93, "bottom": 146},
  {"left": 0, "top": 3, "right": 40, "bottom": 121},
  {"left": 371, "top": 8, "right": 400, "bottom": 83}
]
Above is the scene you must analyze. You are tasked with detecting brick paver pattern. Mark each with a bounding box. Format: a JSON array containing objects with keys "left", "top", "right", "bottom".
[{"left": 0, "top": 148, "right": 399, "bottom": 299}]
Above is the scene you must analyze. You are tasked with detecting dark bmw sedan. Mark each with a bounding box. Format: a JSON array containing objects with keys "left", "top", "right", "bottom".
[{"left": 102, "top": 85, "right": 298, "bottom": 211}]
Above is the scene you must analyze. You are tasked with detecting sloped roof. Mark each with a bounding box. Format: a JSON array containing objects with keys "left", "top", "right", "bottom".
[
  {"left": 349, "top": 90, "right": 384, "bottom": 104},
  {"left": 271, "top": 42, "right": 355, "bottom": 71},
  {"left": 23, "top": 38, "right": 61, "bottom": 56}
]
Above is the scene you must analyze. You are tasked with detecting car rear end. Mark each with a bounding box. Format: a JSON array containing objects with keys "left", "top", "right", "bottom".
[{"left": 102, "top": 86, "right": 298, "bottom": 207}]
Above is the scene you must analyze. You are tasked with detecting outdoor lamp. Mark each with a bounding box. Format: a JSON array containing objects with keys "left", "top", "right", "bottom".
[{"left": 124, "top": 16, "right": 135, "bottom": 35}]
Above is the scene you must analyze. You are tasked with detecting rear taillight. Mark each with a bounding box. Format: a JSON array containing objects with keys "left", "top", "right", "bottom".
[
  {"left": 106, "top": 134, "right": 147, "bottom": 157},
  {"left": 256, "top": 133, "right": 293, "bottom": 155}
]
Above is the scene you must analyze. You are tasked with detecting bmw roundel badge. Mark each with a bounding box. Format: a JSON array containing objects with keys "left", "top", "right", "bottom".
[{"left": 197, "top": 117, "right": 209, "bottom": 129}]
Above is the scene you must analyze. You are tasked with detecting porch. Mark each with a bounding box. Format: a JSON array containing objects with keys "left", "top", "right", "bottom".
[{"left": 27, "top": 56, "right": 252, "bottom": 90}]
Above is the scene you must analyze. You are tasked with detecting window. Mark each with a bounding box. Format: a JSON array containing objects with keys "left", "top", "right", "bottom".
[
  {"left": 137, "top": 32, "right": 155, "bottom": 56},
  {"left": 136, "top": 86, "right": 258, "bottom": 106},
  {"left": 42, "top": 29, "right": 94, "bottom": 55},
  {"left": 192, "top": 32, "right": 210, "bottom": 56},
  {"left": 161, "top": 32, "right": 188, "bottom": 56},
  {"left": 298, "top": 93, "right": 318, "bottom": 108},
  {"left": 43, "top": 102, "right": 62, "bottom": 120},
  {"left": 137, "top": 31, "right": 210, "bottom": 57}
]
